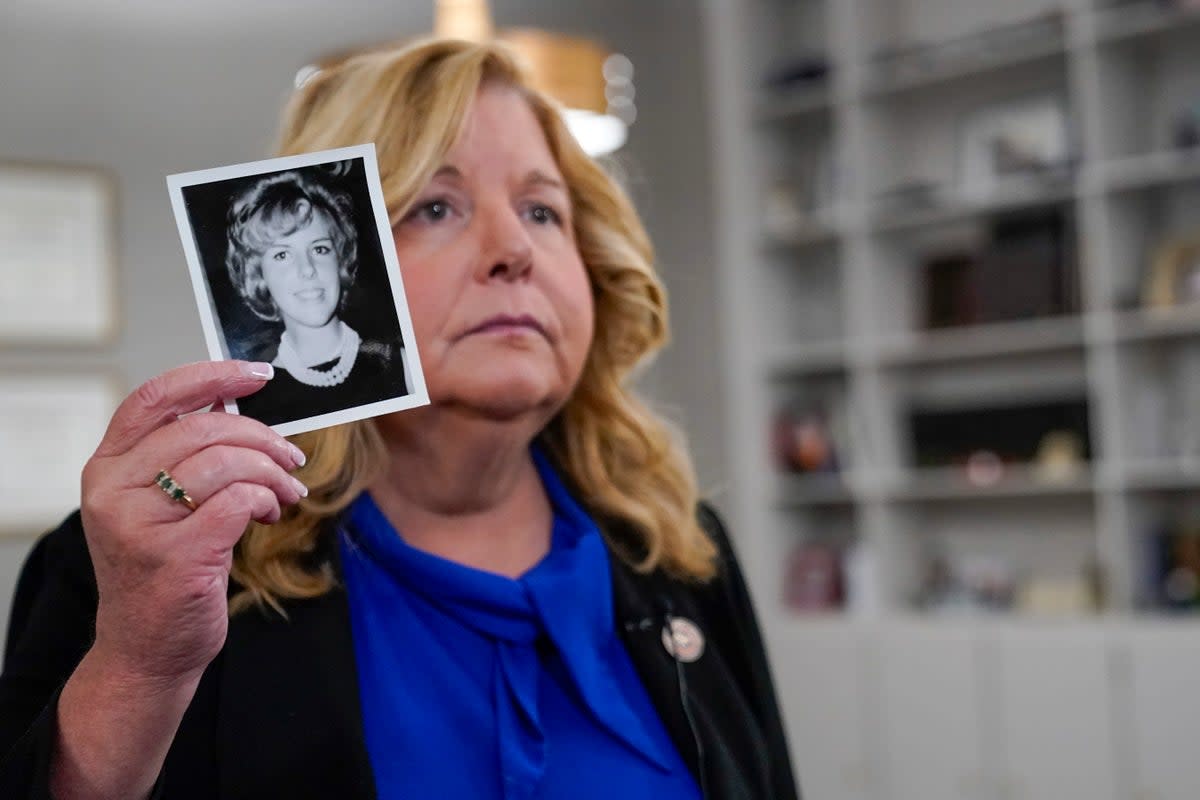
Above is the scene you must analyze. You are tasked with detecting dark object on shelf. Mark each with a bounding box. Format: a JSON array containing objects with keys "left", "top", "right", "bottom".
[
  {"left": 1172, "top": 103, "right": 1200, "bottom": 149},
  {"left": 908, "top": 398, "right": 1091, "bottom": 470},
  {"left": 783, "top": 541, "right": 845, "bottom": 612},
  {"left": 1146, "top": 520, "right": 1200, "bottom": 611},
  {"left": 923, "top": 209, "right": 1078, "bottom": 328},
  {"left": 762, "top": 54, "right": 830, "bottom": 91}
]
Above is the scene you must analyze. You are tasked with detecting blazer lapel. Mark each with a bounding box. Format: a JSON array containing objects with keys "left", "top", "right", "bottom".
[
  {"left": 607, "top": 550, "right": 703, "bottom": 784},
  {"left": 217, "top": 559, "right": 376, "bottom": 798}
]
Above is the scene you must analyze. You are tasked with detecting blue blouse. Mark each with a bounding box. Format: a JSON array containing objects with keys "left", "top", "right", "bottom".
[{"left": 338, "top": 449, "right": 701, "bottom": 800}]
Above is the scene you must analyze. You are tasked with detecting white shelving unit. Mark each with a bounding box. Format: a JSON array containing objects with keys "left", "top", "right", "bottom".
[{"left": 703, "top": 1, "right": 1200, "bottom": 797}]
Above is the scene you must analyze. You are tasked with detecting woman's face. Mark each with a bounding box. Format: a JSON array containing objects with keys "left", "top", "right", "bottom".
[
  {"left": 260, "top": 210, "right": 341, "bottom": 330},
  {"left": 392, "top": 85, "right": 594, "bottom": 421}
]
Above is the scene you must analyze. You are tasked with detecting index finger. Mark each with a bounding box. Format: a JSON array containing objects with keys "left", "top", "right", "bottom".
[{"left": 95, "top": 360, "right": 275, "bottom": 458}]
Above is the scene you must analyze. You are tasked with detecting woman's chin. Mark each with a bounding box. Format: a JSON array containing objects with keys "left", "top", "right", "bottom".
[{"left": 438, "top": 372, "right": 568, "bottom": 422}]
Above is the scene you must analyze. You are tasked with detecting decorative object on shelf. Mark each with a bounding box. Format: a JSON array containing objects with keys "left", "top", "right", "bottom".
[
  {"left": 783, "top": 540, "right": 845, "bottom": 612},
  {"left": 842, "top": 538, "right": 881, "bottom": 616},
  {"left": 915, "top": 549, "right": 1017, "bottom": 615},
  {"left": 0, "top": 162, "right": 118, "bottom": 344},
  {"left": 1015, "top": 571, "right": 1101, "bottom": 616},
  {"left": 1142, "top": 231, "right": 1200, "bottom": 311},
  {"left": 772, "top": 403, "right": 841, "bottom": 474},
  {"left": 909, "top": 398, "right": 1091, "bottom": 472},
  {"left": 762, "top": 53, "right": 830, "bottom": 93},
  {"left": 868, "top": 11, "right": 1065, "bottom": 91},
  {"left": 765, "top": 139, "right": 838, "bottom": 237},
  {"left": 964, "top": 450, "right": 1006, "bottom": 487},
  {"left": 1145, "top": 518, "right": 1200, "bottom": 611},
  {"left": 957, "top": 93, "right": 1073, "bottom": 199},
  {"left": 922, "top": 209, "right": 1078, "bottom": 328},
  {"left": 1171, "top": 101, "right": 1200, "bottom": 149},
  {"left": 1032, "top": 429, "right": 1086, "bottom": 483}
]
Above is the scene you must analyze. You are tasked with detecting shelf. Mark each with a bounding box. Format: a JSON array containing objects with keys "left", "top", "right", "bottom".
[
  {"left": 766, "top": 340, "right": 848, "bottom": 376},
  {"left": 862, "top": 17, "right": 1067, "bottom": 97},
  {"left": 876, "top": 316, "right": 1086, "bottom": 366},
  {"left": 755, "top": 85, "right": 834, "bottom": 123},
  {"left": 879, "top": 465, "right": 1096, "bottom": 502},
  {"left": 868, "top": 174, "right": 1075, "bottom": 233},
  {"left": 762, "top": 218, "right": 842, "bottom": 249},
  {"left": 1121, "top": 458, "right": 1200, "bottom": 491},
  {"left": 1091, "top": 149, "right": 1200, "bottom": 194},
  {"left": 1093, "top": 1, "right": 1200, "bottom": 46},
  {"left": 1113, "top": 306, "right": 1200, "bottom": 342},
  {"left": 775, "top": 472, "right": 857, "bottom": 507}
]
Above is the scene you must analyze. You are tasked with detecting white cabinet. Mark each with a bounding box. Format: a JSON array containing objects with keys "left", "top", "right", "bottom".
[
  {"left": 1126, "top": 627, "right": 1200, "bottom": 800},
  {"left": 877, "top": 625, "right": 986, "bottom": 800},
  {"left": 991, "top": 628, "right": 1117, "bottom": 800},
  {"left": 772, "top": 621, "right": 877, "bottom": 800}
]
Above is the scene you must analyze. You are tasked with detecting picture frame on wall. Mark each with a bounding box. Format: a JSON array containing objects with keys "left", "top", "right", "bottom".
[
  {"left": 0, "top": 372, "right": 123, "bottom": 535},
  {"left": 957, "top": 93, "right": 1072, "bottom": 199},
  {"left": 0, "top": 162, "right": 119, "bottom": 344}
]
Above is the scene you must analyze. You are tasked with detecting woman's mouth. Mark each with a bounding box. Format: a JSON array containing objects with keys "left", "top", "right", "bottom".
[
  {"left": 294, "top": 288, "right": 326, "bottom": 301},
  {"left": 463, "top": 314, "right": 547, "bottom": 339}
]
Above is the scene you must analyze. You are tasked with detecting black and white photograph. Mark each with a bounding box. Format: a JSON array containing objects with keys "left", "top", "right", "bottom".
[{"left": 167, "top": 144, "right": 428, "bottom": 436}]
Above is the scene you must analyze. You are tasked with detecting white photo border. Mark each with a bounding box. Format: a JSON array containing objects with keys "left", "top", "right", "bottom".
[{"left": 166, "top": 143, "right": 429, "bottom": 437}]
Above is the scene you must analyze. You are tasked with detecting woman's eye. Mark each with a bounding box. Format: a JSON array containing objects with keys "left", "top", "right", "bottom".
[
  {"left": 528, "top": 204, "right": 562, "bottom": 226},
  {"left": 416, "top": 200, "right": 451, "bottom": 222},
  {"left": 312, "top": 244, "right": 332, "bottom": 256},
  {"left": 270, "top": 250, "right": 290, "bottom": 262}
]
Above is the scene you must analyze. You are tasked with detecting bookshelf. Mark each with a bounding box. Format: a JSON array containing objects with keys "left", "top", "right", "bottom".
[{"left": 703, "top": 1, "right": 1200, "bottom": 797}]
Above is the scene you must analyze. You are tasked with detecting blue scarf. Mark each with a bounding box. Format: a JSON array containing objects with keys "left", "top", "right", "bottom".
[{"left": 338, "top": 448, "right": 700, "bottom": 800}]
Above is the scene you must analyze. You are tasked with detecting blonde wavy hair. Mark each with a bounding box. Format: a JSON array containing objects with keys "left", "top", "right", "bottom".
[{"left": 231, "top": 37, "right": 717, "bottom": 615}]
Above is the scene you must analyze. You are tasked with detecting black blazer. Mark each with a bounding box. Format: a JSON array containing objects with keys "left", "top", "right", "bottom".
[{"left": 0, "top": 504, "right": 799, "bottom": 799}]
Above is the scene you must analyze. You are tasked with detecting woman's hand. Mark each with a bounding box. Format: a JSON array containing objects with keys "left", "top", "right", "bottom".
[{"left": 79, "top": 360, "right": 307, "bottom": 685}]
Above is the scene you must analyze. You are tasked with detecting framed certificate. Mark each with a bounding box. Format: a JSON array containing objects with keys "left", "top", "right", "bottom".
[
  {"left": 0, "top": 162, "right": 119, "bottom": 344},
  {"left": 0, "top": 373, "right": 122, "bottom": 535}
]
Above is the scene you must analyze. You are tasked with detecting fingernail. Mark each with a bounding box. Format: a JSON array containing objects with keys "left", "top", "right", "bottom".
[
  {"left": 241, "top": 361, "right": 274, "bottom": 380},
  {"left": 291, "top": 476, "right": 309, "bottom": 498},
  {"left": 288, "top": 443, "right": 307, "bottom": 467}
]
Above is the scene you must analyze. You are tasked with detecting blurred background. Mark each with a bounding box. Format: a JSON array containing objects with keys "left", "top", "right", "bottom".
[{"left": 3, "top": 0, "right": 1200, "bottom": 797}]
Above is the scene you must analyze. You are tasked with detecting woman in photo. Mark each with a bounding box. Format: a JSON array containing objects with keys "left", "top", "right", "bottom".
[
  {"left": 0, "top": 37, "right": 799, "bottom": 800},
  {"left": 226, "top": 170, "right": 407, "bottom": 425}
]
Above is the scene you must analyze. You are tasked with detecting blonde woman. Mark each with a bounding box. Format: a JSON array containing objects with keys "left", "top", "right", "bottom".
[{"left": 0, "top": 38, "right": 798, "bottom": 800}]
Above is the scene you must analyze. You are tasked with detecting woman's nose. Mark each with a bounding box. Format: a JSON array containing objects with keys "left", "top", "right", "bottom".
[
  {"left": 296, "top": 252, "right": 317, "bottom": 278},
  {"left": 477, "top": 205, "right": 533, "bottom": 283}
]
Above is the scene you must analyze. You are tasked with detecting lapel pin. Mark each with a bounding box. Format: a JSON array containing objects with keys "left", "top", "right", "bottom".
[{"left": 661, "top": 616, "right": 705, "bottom": 663}]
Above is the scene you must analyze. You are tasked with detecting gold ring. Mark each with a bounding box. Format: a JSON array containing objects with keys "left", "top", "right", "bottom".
[{"left": 153, "top": 469, "right": 198, "bottom": 512}]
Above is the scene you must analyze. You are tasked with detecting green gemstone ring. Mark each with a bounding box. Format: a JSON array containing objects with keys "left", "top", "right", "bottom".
[{"left": 154, "top": 469, "right": 197, "bottom": 512}]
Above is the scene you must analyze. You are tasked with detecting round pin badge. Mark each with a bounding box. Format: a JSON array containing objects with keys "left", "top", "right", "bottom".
[{"left": 661, "top": 616, "right": 705, "bottom": 663}]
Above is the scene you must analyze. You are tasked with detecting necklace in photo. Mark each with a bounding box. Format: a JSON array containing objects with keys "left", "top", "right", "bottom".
[{"left": 275, "top": 322, "right": 361, "bottom": 387}]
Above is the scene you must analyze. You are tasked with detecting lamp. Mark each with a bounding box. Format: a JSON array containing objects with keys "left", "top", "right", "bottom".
[
  {"left": 294, "top": 2, "right": 634, "bottom": 156},
  {"left": 434, "top": 0, "right": 634, "bottom": 156}
]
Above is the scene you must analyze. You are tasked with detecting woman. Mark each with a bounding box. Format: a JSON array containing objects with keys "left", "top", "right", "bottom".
[
  {"left": 224, "top": 169, "right": 408, "bottom": 426},
  {"left": 0, "top": 38, "right": 798, "bottom": 800}
]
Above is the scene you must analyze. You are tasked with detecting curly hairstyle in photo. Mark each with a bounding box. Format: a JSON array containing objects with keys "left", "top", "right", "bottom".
[
  {"left": 230, "top": 37, "right": 718, "bottom": 616},
  {"left": 225, "top": 170, "right": 359, "bottom": 322}
]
